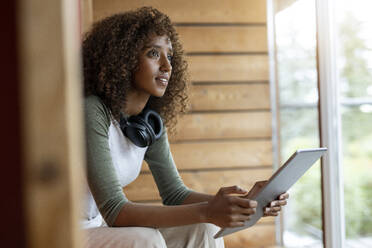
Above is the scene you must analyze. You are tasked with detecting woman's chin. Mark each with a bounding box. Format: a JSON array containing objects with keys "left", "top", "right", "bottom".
[{"left": 152, "top": 89, "right": 167, "bottom": 98}]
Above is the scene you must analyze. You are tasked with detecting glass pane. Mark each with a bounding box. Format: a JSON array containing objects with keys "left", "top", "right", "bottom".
[
  {"left": 274, "top": 0, "right": 322, "bottom": 247},
  {"left": 336, "top": 1, "right": 372, "bottom": 99},
  {"left": 341, "top": 106, "right": 372, "bottom": 242},
  {"left": 280, "top": 108, "right": 321, "bottom": 247},
  {"left": 336, "top": 0, "right": 372, "bottom": 245}
]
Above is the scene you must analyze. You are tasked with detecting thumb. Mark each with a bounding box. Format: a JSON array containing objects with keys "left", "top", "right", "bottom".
[{"left": 218, "top": 185, "right": 248, "bottom": 195}]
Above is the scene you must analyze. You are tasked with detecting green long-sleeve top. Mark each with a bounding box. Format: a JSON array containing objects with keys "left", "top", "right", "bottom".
[{"left": 83, "top": 95, "right": 192, "bottom": 228}]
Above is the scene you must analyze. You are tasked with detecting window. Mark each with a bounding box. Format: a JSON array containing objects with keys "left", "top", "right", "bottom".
[
  {"left": 272, "top": 0, "right": 372, "bottom": 246},
  {"left": 336, "top": 0, "right": 372, "bottom": 244},
  {"left": 272, "top": 0, "right": 322, "bottom": 246}
]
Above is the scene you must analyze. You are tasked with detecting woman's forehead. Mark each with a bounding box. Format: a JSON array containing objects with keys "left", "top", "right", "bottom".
[{"left": 144, "top": 34, "right": 172, "bottom": 49}]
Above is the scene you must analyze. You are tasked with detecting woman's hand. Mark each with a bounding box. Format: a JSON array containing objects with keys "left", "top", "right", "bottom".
[
  {"left": 263, "top": 192, "right": 289, "bottom": 217},
  {"left": 205, "top": 185, "right": 257, "bottom": 228},
  {"left": 246, "top": 180, "right": 289, "bottom": 217}
]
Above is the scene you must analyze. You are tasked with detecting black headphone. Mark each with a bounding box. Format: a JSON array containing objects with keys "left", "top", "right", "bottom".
[{"left": 119, "top": 109, "right": 163, "bottom": 147}]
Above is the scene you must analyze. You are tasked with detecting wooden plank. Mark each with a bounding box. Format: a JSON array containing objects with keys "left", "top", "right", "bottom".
[
  {"left": 136, "top": 141, "right": 272, "bottom": 172},
  {"left": 168, "top": 140, "right": 272, "bottom": 170},
  {"left": 224, "top": 224, "right": 276, "bottom": 247},
  {"left": 170, "top": 112, "right": 272, "bottom": 141},
  {"left": 188, "top": 55, "right": 269, "bottom": 82},
  {"left": 189, "top": 84, "right": 271, "bottom": 111},
  {"left": 82, "top": 0, "right": 93, "bottom": 34},
  {"left": 19, "top": 0, "right": 84, "bottom": 247},
  {"left": 93, "top": 0, "right": 266, "bottom": 23},
  {"left": 177, "top": 26, "right": 268, "bottom": 53},
  {"left": 125, "top": 168, "right": 273, "bottom": 201}
]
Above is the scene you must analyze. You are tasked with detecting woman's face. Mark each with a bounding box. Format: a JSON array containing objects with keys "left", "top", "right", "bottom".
[{"left": 133, "top": 35, "right": 173, "bottom": 98}]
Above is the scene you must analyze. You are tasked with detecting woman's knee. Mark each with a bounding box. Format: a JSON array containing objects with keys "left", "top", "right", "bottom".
[
  {"left": 189, "top": 223, "right": 225, "bottom": 248},
  {"left": 125, "top": 227, "right": 166, "bottom": 248},
  {"left": 196, "top": 223, "right": 220, "bottom": 236},
  {"left": 84, "top": 227, "right": 167, "bottom": 248}
]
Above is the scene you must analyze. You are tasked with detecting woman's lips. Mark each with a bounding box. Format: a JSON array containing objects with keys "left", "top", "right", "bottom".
[{"left": 155, "top": 77, "right": 168, "bottom": 87}]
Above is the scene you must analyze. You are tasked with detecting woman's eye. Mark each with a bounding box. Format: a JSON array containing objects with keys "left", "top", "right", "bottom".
[
  {"left": 167, "top": 54, "right": 173, "bottom": 61},
  {"left": 148, "top": 49, "right": 160, "bottom": 58}
]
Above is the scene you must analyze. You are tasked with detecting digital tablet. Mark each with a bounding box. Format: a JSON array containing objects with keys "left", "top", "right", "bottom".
[{"left": 214, "top": 147, "right": 327, "bottom": 238}]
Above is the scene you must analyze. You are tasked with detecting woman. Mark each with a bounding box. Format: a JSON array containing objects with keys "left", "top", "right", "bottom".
[{"left": 82, "top": 6, "right": 288, "bottom": 248}]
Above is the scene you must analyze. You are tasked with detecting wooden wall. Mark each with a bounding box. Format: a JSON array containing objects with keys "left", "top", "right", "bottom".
[{"left": 92, "top": 0, "right": 275, "bottom": 247}]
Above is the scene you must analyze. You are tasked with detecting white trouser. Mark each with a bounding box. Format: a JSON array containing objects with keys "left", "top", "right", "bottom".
[{"left": 84, "top": 223, "right": 224, "bottom": 248}]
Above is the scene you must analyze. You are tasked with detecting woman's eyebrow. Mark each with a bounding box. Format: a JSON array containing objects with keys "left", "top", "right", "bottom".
[{"left": 144, "top": 44, "right": 173, "bottom": 53}]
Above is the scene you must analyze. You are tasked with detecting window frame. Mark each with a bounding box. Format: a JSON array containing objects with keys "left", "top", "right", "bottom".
[
  {"left": 268, "top": 0, "right": 347, "bottom": 246},
  {"left": 266, "top": 0, "right": 283, "bottom": 244},
  {"left": 316, "top": 0, "right": 346, "bottom": 247}
]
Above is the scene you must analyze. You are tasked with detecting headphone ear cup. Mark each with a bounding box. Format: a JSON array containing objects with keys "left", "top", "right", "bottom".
[
  {"left": 130, "top": 115, "right": 156, "bottom": 146},
  {"left": 119, "top": 109, "right": 164, "bottom": 147},
  {"left": 142, "top": 109, "right": 163, "bottom": 141},
  {"left": 123, "top": 119, "right": 150, "bottom": 147}
]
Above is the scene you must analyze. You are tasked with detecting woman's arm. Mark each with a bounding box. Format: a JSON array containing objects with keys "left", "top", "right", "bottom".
[
  {"left": 113, "top": 186, "right": 288, "bottom": 228},
  {"left": 142, "top": 128, "right": 288, "bottom": 226},
  {"left": 113, "top": 186, "right": 257, "bottom": 228},
  {"left": 113, "top": 202, "right": 208, "bottom": 227},
  {"left": 181, "top": 191, "right": 214, "bottom": 204}
]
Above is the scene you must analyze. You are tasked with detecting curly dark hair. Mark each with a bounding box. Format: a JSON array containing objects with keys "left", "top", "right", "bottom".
[{"left": 83, "top": 6, "right": 190, "bottom": 132}]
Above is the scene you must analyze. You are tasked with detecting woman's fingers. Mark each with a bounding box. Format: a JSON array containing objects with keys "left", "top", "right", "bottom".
[
  {"left": 209, "top": 186, "right": 259, "bottom": 227},
  {"left": 264, "top": 207, "right": 279, "bottom": 216},
  {"left": 264, "top": 203, "right": 283, "bottom": 216},
  {"left": 264, "top": 207, "right": 274, "bottom": 216},
  {"left": 263, "top": 192, "right": 289, "bottom": 217},
  {"left": 231, "top": 196, "right": 257, "bottom": 208},
  {"left": 232, "top": 214, "right": 252, "bottom": 222},
  {"left": 224, "top": 213, "right": 252, "bottom": 227},
  {"left": 279, "top": 192, "right": 289, "bottom": 200},
  {"left": 269, "top": 206, "right": 282, "bottom": 212},
  {"left": 210, "top": 185, "right": 288, "bottom": 227},
  {"left": 218, "top": 185, "right": 248, "bottom": 195},
  {"left": 270, "top": 200, "right": 287, "bottom": 207},
  {"left": 231, "top": 205, "right": 256, "bottom": 215}
]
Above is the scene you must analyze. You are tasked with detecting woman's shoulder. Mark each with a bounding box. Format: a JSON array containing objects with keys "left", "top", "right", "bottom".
[
  {"left": 84, "top": 95, "right": 111, "bottom": 126},
  {"left": 85, "top": 94, "right": 104, "bottom": 108}
]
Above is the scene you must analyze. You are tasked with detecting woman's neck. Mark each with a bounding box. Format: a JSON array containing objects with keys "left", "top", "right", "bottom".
[{"left": 123, "top": 90, "right": 150, "bottom": 116}]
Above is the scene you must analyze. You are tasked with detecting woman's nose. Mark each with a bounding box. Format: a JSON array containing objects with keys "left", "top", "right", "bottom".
[{"left": 160, "top": 55, "right": 172, "bottom": 73}]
